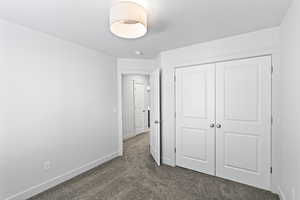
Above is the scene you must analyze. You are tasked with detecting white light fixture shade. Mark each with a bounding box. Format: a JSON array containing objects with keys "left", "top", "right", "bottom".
[{"left": 110, "top": 1, "right": 147, "bottom": 39}]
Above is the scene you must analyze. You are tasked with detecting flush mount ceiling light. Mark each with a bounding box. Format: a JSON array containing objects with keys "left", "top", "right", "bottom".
[{"left": 110, "top": 1, "right": 147, "bottom": 39}]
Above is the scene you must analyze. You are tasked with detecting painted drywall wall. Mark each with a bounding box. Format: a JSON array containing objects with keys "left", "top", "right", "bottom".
[
  {"left": 122, "top": 75, "right": 150, "bottom": 140},
  {"left": 159, "top": 27, "right": 281, "bottom": 193},
  {"left": 0, "top": 19, "right": 118, "bottom": 200},
  {"left": 117, "top": 58, "right": 157, "bottom": 73},
  {"left": 280, "top": 0, "right": 300, "bottom": 199}
]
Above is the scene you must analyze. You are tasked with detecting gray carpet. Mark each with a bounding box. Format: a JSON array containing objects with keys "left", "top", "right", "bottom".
[{"left": 30, "top": 132, "right": 279, "bottom": 200}]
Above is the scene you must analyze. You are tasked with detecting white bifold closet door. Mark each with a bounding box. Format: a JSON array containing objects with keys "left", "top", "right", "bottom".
[
  {"left": 176, "top": 63, "right": 216, "bottom": 175},
  {"left": 215, "top": 56, "right": 271, "bottom": 190},
  {"left": 176, "top": 56, "right": 271, "bottom": 190}
]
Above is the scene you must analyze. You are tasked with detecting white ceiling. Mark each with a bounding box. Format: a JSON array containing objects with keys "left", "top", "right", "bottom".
[{"left": 0, "top": 0, "right": 291, "bottom": 58}]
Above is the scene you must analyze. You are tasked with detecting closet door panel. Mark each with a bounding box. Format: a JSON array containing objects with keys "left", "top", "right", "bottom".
[
  {"left": 176, "top": 64, "right": 216, "bottom": 175},
  {"left": 216, "top": 56, "right": 271, "bottom": 190}
]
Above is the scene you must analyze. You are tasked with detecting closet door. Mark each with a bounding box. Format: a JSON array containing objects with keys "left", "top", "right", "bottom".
[
  {"left": 176, "top": 64, "right": 216, "bottom": 175},
  {"left": 216, "top": 56, "right": 271, "bottom": 190}
]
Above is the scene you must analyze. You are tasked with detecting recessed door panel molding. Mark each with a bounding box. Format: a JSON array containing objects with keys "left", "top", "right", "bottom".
[
  {"left": 181, "top": 127, "right": 208, "bottom": 162},
  {"left": 176, "top": 64, "right": 216, "bottom": 176},
  {"left": 182, "top": 71, "right": 207, "bottom": 119},
  {"left": 224, "top": 132, "right": 259, "bottom": 172},
  {"left": 223, "top": 63, "right": 261, "bottom": 122},
  {"left": 216, "top": 56, "right": 271, "bottom": 190}
]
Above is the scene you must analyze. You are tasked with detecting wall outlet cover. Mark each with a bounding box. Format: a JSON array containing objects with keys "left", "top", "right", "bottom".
[{"left": 43, "top": 161, "right": 51, "bottom": 171}]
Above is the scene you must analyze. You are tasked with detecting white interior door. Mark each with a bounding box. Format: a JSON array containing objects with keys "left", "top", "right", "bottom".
[
  {"left": 134, "top": 82, "right": 146, "bottom": 134},
  {"left": 150, "top": 69, "right": 161, "bottom": 166},
  {"left": 216, "top": 56, "right": 271, "bottom": 190},
  {"left": 176, "top": 64, "right": 216, "bottom": 175},
  {"left": 122, "top": 78, "right": 135, "bottom": 139}
]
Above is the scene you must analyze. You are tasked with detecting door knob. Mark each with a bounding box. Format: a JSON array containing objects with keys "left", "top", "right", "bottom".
[
  {"left": 210, "top": 123, "right": 215, "bottom": 128},
  {"left": 154, "top": 120, "right": 160, "bottom": 124},
  {"left": 216, "top": 124, "right": 221, "bottom": 128}
]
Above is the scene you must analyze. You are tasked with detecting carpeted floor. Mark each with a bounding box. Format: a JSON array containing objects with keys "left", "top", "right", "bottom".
[{"left": 30, "top": 132, "right": 279, "bottom": 200}]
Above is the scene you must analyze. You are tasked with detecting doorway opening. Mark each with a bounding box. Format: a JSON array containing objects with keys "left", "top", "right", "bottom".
[
  {"left": 121, "top": 74, "right": 151, "bottom": 140},
  {"left": 118, "top": 69, "right": 161, "bottom": 166}
]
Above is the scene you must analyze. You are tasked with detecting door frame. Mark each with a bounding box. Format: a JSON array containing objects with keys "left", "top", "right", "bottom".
[
  {"left": 174, "top": 54, "right": 274, "bottom": 189},
  {"left": 117, "top": 70, "right": 151, "bottom": 156}
]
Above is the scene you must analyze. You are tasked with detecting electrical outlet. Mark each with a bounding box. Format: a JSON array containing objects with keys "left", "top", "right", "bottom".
[
  {"left": 291, "top": 188, "right": 296, "bottom": 200},
  {"left": 43, "top": 161, "right": 51, "bottom": 171}
]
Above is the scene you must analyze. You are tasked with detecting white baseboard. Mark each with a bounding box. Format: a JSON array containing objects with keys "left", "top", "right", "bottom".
[
  {"left": 123, "top": 130, "right": 149, "bottom": 141},
  {"left": 6, "top": 152, "right": 119, "bottom": 200},
  {"left": 143, "top": 128, "right": 150, "bottom": 132},
  {"left": 123, "top": 133, "right": 136, "bottom": 141},
  {"left": 278, "top": 186, "right": 287, "bottom": 200},
  {"left": 123, "top": 134, "right": 134, "bottom": 140},
  {"left": 162, "top": 157, "right": 175, "bottom": 167}
]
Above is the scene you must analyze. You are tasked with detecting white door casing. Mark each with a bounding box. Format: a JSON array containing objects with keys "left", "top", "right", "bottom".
[
  {"left": 215, "top": 56, "right": 271, "bottom": 190},
  {"left": 175, "top": 64, "right": 216, "bottom": 175},
  {"left": 150, "top": 69, "right": 161, "bottom": 166},
  {"left": 134, "top": 81, "right": 146, "bottom": 134}
]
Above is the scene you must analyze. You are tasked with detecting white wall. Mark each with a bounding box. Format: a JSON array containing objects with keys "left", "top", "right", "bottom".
[
  {"left": 159, "top": 27, "right": 281, "bottom": 193},
  {"left": 122, "top": 74, "right": 150, "bottom": 140},
  {"left": 117, "top": 58, "right": 157, "bottom": 73},
  {"left": 280, "top": 0, "right": 300, "bottom": 199},
  {"left": 0, "top": 19, "right": 118, "bottom": 200}
]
